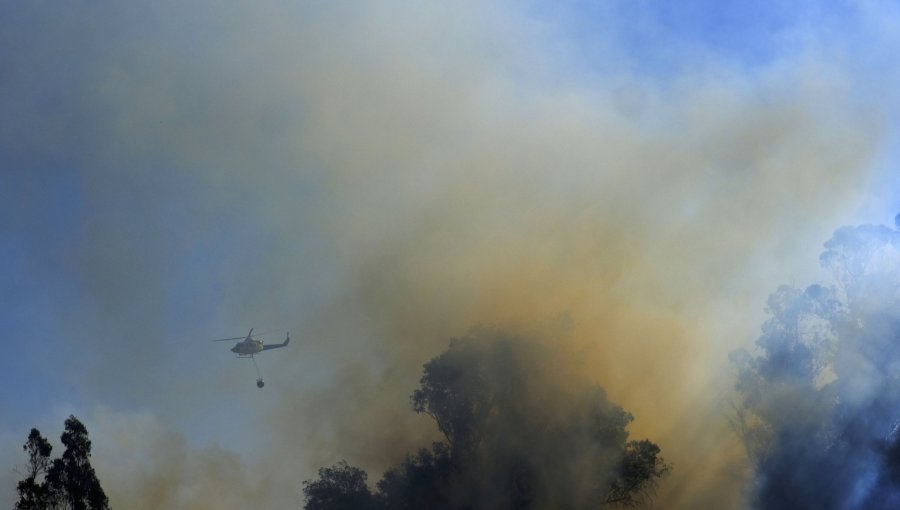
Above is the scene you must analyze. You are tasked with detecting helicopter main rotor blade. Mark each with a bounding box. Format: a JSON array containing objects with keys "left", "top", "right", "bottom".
[
  {"left": 248, "top": 329, "right": 280, "bottom": 338},
  {"left": 210, "top": 330, "right": 281, "bottom": 342}
]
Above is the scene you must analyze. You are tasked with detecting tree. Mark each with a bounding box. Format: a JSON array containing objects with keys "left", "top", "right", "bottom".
[
  {"left": 604, "top": 440, "right": 671, "bottom": 508},
  {"left": 408, "top": 332, "right": 669, "bottom": 508},
  {"left": 376, "top": 443, "right": 454, "bottom": 510},
  {"left": 303, "top": 329, "right": 670, "bottom": 509},
  {"left": 732, "top": 216, "right": 900, "bottom": 509},
  {"left": 13, "top": 415, "right": 110, "bottom": 510},
  {"left": 45, "top": 415, "right": 110, "bottom": 510},
  {"left": 302, "top": 461, "right": 380, "bottom": 510},
  {"left": 14, "top": 429, "right": 53, "bottom": 510}
]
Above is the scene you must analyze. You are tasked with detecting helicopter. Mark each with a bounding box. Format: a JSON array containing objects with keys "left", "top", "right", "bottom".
[{"left": 213, "top": 328, "right": 290, "bottom": 388}]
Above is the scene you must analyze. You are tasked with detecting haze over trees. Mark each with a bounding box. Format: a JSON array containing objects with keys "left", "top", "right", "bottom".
[
  {"left": 13, "top": 415, "right": 110, "bottom": 510},
  {"left": 732, "top": 214, "right": 900, "bottom": 509},
  {"left": 303, "top": 329, "right": 670, "bottom": 509}
]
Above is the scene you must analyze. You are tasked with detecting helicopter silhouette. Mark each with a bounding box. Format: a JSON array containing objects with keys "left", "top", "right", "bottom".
[{"left": 212, "top": 328, "right": 290, "bottom": 387}]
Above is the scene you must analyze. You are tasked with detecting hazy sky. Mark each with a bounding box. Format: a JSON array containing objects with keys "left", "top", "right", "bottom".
[{"left": 3, "top": 1, "right": 900, "bottom": 508}]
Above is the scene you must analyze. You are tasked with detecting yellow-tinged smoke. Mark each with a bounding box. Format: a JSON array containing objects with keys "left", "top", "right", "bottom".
[
  {"left": 253, "top": 4, "right": 883, "bottom": 508},
  {"left": 10, "top": 2, "right": 887, "bottom": 509}
]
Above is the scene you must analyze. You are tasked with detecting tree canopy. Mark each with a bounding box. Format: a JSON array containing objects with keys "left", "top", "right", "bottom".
[
  {"left": 303, "top": 329, "right": 670, "bottom": 509},
  {"left": 14, "top": 429, "right": 53, "bottom": 510},
  {"left": 14, "top": 415, "right": 110, "bottom": 510},
  {"left": 732, "top": 215, "right": 900, "bottom": 509},
  {"left": 303, "top": 461, "right": 377, "bottom": 510}
]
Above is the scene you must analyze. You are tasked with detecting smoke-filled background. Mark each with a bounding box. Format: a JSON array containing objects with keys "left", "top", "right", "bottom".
[{"left": 4, "top": 1, "right": 900, "bottom": 508}]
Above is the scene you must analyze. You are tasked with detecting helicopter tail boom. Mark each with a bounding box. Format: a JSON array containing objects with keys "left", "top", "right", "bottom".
[{"left": 262, "top": 332, "right": 290, "bottom": 351}]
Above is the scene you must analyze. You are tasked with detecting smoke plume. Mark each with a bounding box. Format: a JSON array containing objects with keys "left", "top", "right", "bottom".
[{"left": 2, "top": 2, "right": 894, "bottom": 508}]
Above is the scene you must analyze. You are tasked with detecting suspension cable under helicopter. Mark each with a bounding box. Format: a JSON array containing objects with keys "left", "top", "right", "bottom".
[{"left": 251, "top": 355, "right": 265, "bottom": 388}]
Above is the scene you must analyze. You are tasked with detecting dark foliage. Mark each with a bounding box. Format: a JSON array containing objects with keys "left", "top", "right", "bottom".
[
  {"left": 14, "top": 429, "right": 53, "bottom": 510},
  {"left": 14, "top": 416, "right": 110, "bottom": 510},
  {"left": 376, "top": 443, "right": 454, "bottom": 510},
  {"left": 302, "top": 461, "right": 379, "bottom": 510},
  {"left": 604, "top": 440, "right": 671, "bottom": 507},
  {"left": 303, "top": 329, "right": 670, "bottom": 509}
]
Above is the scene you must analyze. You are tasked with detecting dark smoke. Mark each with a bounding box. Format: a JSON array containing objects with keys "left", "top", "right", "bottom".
[
  {"left": 304, "top": 328, "right": 670, "bottom": 509},
  {"left": 732, "top": 214, "right": 900, "bottom": 509}
]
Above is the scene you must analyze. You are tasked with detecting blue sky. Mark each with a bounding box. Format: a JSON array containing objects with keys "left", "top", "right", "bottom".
[{"left": 3, "top": 1, "right": 900, "bottom": 508}]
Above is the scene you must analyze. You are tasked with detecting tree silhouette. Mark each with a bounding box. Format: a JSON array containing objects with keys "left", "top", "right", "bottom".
[
  {"left": 303, "top": 329, "right": 670, "bottom": 509},
  {"left": 376, "top": 443, "right": 454, "bottom": 510},
  {"left": 14, "top": 415, "right": 109, "bottom": 510},
  {"left": 14, "top": 429, "right": 53, "bottom": 510},
  {"left": 604, "top": 440, "right": 670, "bottom": 507},
  {"left": 302, "top": 461, "right": 380, "bottom": 510}
]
